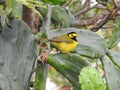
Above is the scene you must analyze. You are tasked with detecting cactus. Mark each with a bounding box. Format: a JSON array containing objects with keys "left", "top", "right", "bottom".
[
  {"left": 79, "top": 67, "right": 105, "bottom": 90},
  {"left": 0, "top": 19, "right": 36, "bottom": 90},
  {"left": 47, "top": 53, "right": 89, "bottom": 89}
]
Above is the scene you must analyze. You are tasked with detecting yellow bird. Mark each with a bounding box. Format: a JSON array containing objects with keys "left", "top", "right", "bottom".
[{"left": 49, "top": 32, "right": 78, "bottom": 53}]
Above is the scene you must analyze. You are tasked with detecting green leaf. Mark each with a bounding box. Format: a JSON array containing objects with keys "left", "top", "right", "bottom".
[
  {"left": 79, "top": 67, "right": 105, "bottom": 90},
  {"left": 108, "top": 17, "right": 120, "bottom": 49},
  {"left": 47, "top": 53, "right": 89, "bottom": 89},
  {"left": 101, "top": 56, "right": 120, "bottom": 90},
  {"left": 0, "top": 0, "right": 4, "bottom": 4},
  {"left": 0, "top": 19, "right": 36, "bottom": 90},
  {"left": 107, "top": 50, "right": 120, "bottom": 69},
  {"left": 7, "top": 0, "right": 22, "bottom": 18},
  {"left": 41, "top": 0, "right": 68, "bottom": 5},
  {"left": 50, "top": 28, "right": 108, "bottom": 58},
  {"left": 37, "top": 5, "right": 76, "bottom": 28},
  {"left": 52, "top": 6, "right": 75, "bottom": 28},
  {"left": 34, "top": 62, "right": 48, "bottom": 90}
]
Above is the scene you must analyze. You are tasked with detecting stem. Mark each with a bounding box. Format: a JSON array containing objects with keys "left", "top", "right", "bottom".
[
  {"left": 45, "top": 4, "right": 52, "bottom": 39},
  {"left": 45, "top": 4, "right": 52, "bottom": 52},
  {"left": 33, "top": 4, "right": 52, "bottom": 90},
  {"left": 95, "top": 59, "right": 99, "bottom": 70},
  {"left": 100, "top": 57, "right": 108, "bottom": 90}
]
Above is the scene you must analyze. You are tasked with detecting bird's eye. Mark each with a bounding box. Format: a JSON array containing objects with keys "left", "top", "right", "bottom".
[
  {"left": 69, "top": 34, "right": 74, "bottom": 38},
  {"left": 68, "top": 32, "right": 77, "bottom": 39}
]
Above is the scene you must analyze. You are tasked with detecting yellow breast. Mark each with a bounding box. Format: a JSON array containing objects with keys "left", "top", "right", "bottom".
[{"left": 52, "top": 41, "right": 78, "bottom": 53}]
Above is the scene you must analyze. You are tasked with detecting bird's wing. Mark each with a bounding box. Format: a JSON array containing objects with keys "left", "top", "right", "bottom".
[{"left": 49, "top": 35, "right": 73, "bottom": 43}]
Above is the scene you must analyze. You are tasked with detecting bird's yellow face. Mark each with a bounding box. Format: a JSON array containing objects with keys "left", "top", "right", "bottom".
[{"left": 67, "top": 32, "right": 77, "bottom": 41}]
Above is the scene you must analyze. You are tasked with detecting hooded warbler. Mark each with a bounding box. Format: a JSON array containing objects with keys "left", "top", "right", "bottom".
[{"left": 49, "top": 32, "right": 78, "bottom": 53}]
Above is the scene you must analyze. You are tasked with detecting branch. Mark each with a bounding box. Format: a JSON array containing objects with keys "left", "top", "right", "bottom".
[
  {"left": 74, "top": 0, "right": 90, "bottom": 18},
  {"left": 90, "top": 7, "right": 120, "bottom": 32},
  {"left": 71, "top": 6, "right": 120, "bottom": 32},
  {"left": 74, "top": 3, "right": 106, "bottom": 18},
  {"left": 71, "top": 10, "right": 109, "bottom": 27}
]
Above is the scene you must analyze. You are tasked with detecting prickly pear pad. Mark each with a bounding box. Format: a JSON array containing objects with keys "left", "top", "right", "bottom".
[{"left": 79, "top": 67, "right": 105, "bottom": 90}]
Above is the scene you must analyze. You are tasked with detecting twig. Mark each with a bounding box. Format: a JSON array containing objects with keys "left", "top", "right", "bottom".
[{"left": 102, "top": 24, "right": 116, "bottom": 29}]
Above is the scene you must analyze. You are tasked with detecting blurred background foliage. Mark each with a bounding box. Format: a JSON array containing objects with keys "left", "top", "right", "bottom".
[{"left": 0, "top": 0, "right": 120, "bottom": 90}]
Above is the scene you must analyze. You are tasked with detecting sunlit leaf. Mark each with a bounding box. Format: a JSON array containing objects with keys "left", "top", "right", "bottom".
[
  {"left": 7, "top": 0, "right": 22, "bottom": 18},
  {"left": 79, "top": 67, "right": 105, "bottom": 90}
]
